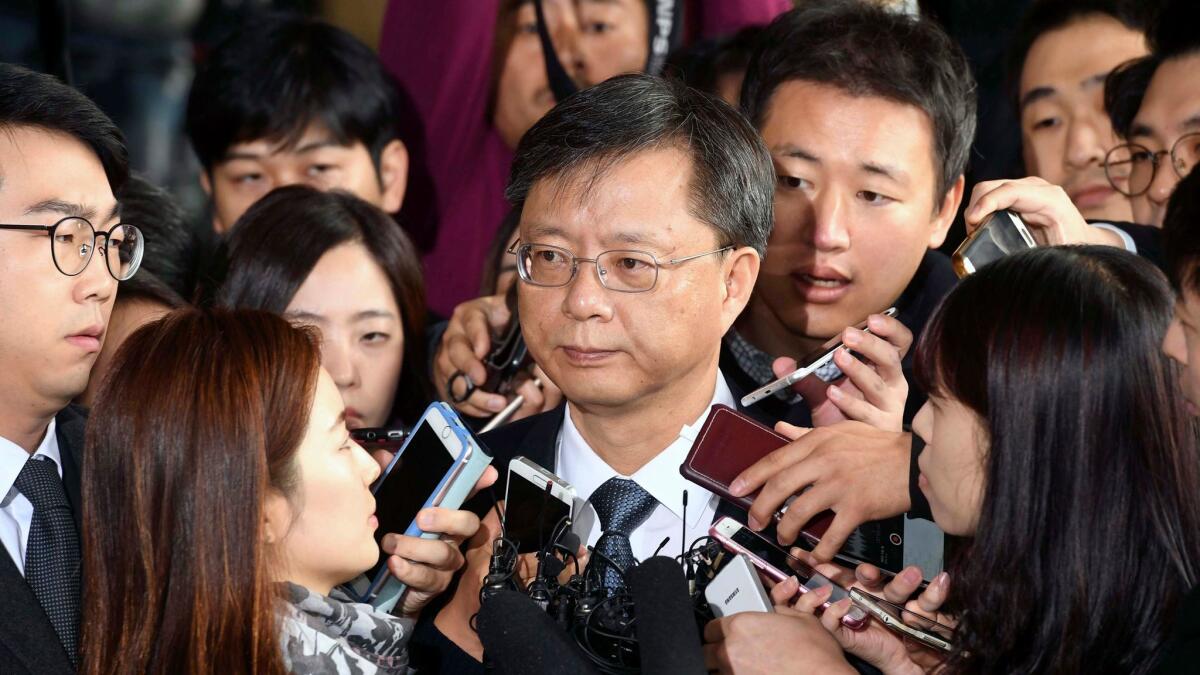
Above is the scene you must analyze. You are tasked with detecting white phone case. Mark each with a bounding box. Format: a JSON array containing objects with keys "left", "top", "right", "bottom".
[{"left": 705, "top": 554, "right": 774, "bottom": 618}]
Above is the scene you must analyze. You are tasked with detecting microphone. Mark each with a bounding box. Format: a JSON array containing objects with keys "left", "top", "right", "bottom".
[
  {"left": 628, "top": 556, "right": 706, "bottom": 675},
  {"left": 478, "top": 589, "right": 600, "bottom": 675}
]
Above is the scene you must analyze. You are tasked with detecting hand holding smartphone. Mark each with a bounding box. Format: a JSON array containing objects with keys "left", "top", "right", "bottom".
[
  {"left": 346, "top": 403, "right": 492, "bottom": 610},
  {"left": 709, "top": 517, "right": 867, "bottom": 629},
  {"left": 849, "top": 588, "right": 954, "bottom": 652},
  {"left": 681, "top": 405, "right": 835, "bottom": 538},
  {"left": 740, "top": 308, "right": 897, "bottom": 407}
]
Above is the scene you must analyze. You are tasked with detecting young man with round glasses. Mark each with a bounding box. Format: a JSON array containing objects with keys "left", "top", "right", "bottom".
[
  {"left": 965, "top": 0, "right": 1199, "bottom": 247},
  {"left": 0, "top": 63, "right": 141, "bottom": 674}
]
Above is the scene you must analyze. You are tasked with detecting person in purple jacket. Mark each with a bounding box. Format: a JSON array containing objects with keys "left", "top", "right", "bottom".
[{"left": 379, "top": 0, "right": 790, "bottom": 316}]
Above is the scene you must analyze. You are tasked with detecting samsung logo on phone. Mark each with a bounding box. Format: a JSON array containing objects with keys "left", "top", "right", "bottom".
[{"left": 724, "top": 588, "right": 740, "bottom": 605}]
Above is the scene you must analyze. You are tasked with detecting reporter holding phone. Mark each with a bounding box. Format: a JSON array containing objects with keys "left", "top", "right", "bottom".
[
  {"left": 79, "top": 309, "right": 490, "bottom": 674},
  {"left": 707, "top": 246, "right": 1200, "bottom": 674}
]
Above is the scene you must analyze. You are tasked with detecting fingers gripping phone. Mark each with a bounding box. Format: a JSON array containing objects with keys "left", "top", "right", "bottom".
[
  {"left": 740, "top": 307, "right": 898, "bottom": 407},
  {"left": 505, "top": 457, "right": 575, "bottom": 554},
  {"left": 681, "top": 405, "right": 834, "bottom": 537},
  {"left": 346, "top": 403, "right": 492, "bottom": 611},
  {"left": 849, "top": 588, "right": 954, "bottom": 653},
  {"left": 709, "top": 517, "right": 868, "bottom": 629},
  {"left": 952, "top": 210, "right": 1035, "bottom": 278}
]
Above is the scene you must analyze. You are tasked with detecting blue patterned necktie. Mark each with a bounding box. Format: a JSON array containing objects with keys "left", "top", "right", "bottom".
[
  {"left": 14, "top": 456, "right": 80, "bottom": 665},
  {"left": 590, "top": 477, "right": 658, "bottom": 590}
]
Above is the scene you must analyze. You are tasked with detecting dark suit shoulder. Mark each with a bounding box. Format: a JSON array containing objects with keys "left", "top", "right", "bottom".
[{"left": 478, "top": 406, "right": 564, "bottom": 475}]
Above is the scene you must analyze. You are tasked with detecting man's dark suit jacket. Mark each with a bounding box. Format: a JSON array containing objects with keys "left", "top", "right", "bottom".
[{"left": 0, "top": 405, "right": 86, "bottom": 675}]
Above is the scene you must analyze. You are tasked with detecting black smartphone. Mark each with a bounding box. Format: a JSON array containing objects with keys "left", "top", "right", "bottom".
[
  {"left": 504, "top": 457, "right": 574, "bottom": 554},
  {"left": 365, "top": 406, "right": 466, "bottom": 583}
]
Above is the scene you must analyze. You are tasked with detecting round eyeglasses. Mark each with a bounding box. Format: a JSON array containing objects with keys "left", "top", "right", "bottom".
[
  {"left": 0, "top": 217, "right": 144, "bottom": 280},
  {"left": 508, "top": 240, "right": 732, "bottom": 293},
  {"left": 1104, "top": 132, "right": 1200, "bottom": 197}
]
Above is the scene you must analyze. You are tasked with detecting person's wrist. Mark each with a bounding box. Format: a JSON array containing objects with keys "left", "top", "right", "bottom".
[{"left": 1084, "top": 224, "right": 1125, "bottom": 248}]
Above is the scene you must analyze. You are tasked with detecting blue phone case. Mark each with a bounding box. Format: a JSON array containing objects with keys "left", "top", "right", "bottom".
[{"left": 357, "top": 403, "right": 494, "bottom": 613}]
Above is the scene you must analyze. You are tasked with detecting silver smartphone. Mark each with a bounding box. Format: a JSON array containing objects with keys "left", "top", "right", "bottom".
[
  {"left": 849, "top": 587, "right": 954, "bottom": 652},
  {"left": 952, "top": 210, "right": 1035, "bottom": 278},
  {"left": 740, "top": 307, "right": 898, "bottom": 407}
]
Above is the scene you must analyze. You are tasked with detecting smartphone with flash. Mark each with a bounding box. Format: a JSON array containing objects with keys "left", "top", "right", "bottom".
[
  {"left": 850, "top": 588, "right": 954, "bottom": 652},
  {"left": 740, "top": 307, "right": 898, "bottom": 407},
  {"left": 505, "top": 457, "right": 576, "bottom": 554},
  {"left": 709, "top": 517, "right": 867, "bottom": 629}
]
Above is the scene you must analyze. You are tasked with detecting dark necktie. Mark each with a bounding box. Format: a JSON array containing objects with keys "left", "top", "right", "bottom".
[
  {"left": 14, "top": 456, "right": 80, "bottom": 665},
  {"left": 590, "top": 477, "right": 658, "bottom": 591}
]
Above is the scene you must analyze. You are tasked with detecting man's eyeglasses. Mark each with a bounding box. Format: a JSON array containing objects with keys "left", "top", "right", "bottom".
[
  {"left": 507, "top": 239, "right": 732, "bottom": 293},
  {"left": 0, "top": 217, "right": 144, "bottom": 280},
  {"left": 1104, "top": 132, "right": 1200, "bottom": 198}
]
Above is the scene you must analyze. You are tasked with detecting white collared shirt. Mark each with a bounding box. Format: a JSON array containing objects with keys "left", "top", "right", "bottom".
[
  {"left": 0, "top": 420, "right": 62, "bottom": 575},
  {"left": 555, "top": 372, "right": 736, "bottom": 562}
]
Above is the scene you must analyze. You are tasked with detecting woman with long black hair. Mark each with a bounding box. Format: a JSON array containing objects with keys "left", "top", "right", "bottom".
[{"left": 707, "top": 246, "right": 1200, "bottom": 674}]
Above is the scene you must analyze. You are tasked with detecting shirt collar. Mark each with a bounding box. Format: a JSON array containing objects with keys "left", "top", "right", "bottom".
[
  {"left": 0, "top": 419, "right": 62, "bottom": 504},
  {"left": 558, "top": 371, "right": 736, "bottom": 530}
]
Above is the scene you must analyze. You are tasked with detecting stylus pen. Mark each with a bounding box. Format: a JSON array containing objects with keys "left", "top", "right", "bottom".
[{"left": 480, "top": 377, "right": 542, "bottom": 433}]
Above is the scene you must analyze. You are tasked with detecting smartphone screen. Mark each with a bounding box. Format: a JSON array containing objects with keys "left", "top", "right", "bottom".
[
  {"left": 730, "top": 525, "right": 817, "bottom": 583},
  {"left": 367, "top": 422, "right": 458, "bottom": 578},
  {"left": 506, "top": 472, "right": 572, "bottom": 554}
]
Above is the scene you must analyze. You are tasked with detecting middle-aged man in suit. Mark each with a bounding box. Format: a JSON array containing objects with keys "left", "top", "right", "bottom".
[
  {"left": 0, "top": 63, "right": 137, "bottom": 674},
  {"left": 408, "top": 72, "right": 896, "bottom": 674}
]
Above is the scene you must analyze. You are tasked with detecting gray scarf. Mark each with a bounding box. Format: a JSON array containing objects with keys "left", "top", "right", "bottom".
[{"left": 279, "top": 582, "right": 414, "bottom": 675}]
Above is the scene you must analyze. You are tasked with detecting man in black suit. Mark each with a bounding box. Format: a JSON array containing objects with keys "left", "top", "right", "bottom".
[
  {"left": 409, "top": 73, "right": 777, "bottom": 669},
  {"left": 0, "top": 64, "right": 130, "bottom": 674}
]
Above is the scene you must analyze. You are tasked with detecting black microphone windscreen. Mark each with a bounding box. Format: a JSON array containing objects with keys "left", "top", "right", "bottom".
[
  {"left": 560, "top": 531, "right": 581, "bottom": 554},
  {"left": 478, "top": 589, "right": 599, "bottom": 675},
  {"left": 628, "top": 556, "right": 706, "bottom": 675}
]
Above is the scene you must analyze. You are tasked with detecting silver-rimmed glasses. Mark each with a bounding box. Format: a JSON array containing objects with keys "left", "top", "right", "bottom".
[{"left": 508, "top": 239, "right": 732, "bottom": 293}]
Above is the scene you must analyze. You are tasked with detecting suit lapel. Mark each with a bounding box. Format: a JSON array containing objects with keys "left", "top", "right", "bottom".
[
  {"left": 54, "top": 405, "right": 86, "bottom": 530},
  {"left": 0, "top": 523, "right": 75, "bottom": 673},
  {"left": 517, "top": 405, "right": 564, "bottom": 473}
]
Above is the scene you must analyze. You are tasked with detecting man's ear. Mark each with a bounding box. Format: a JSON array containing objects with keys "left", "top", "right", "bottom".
[
  {"left": 378, "top": 139, "right": 409, "bottom": 214},
  {"left": 928, "top": 174, "right": 966, "bottom": 249},
  {"left": 721, "top": 247, "right": 761, "bottom": 332},
  {"left": 199, "top": 171, "right": 229, "bottom": 233}
]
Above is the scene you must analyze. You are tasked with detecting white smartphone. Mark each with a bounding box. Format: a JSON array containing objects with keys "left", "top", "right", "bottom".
[
  {"left": 705, "top": 553, "right": 774, "bottom": 618},
  {"left": 740, "top": 307, "right": 898, "bottom": 407},
  {"left": 505, "top": 457, "right": 576, "bottom": 554}
]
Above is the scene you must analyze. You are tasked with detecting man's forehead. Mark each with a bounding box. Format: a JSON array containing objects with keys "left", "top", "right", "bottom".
[
  {"left": 1133, "top": 56, "right": 1200, "bottom": 139},
  {"left": 221, "top": 123, "right": 353, "bottom": 160},
  {"left": 0, "top": 126, "right": 117, "bottom": 221}
]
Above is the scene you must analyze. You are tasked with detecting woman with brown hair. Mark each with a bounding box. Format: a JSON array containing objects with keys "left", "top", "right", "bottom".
[{"left": 80, "top": 309, "right": 456, "bottom": 674}]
